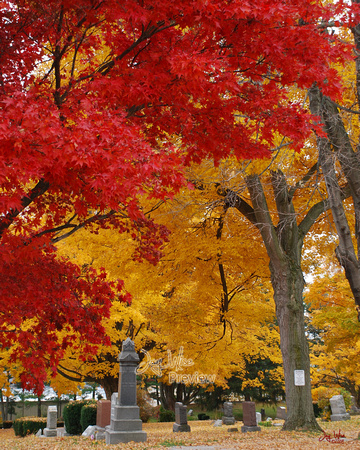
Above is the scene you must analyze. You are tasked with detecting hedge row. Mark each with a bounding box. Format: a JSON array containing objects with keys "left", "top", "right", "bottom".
[
  {"left": 80, "top": 403, "right": 97, "bottom": 432},
  {"left": 63, "top": 400, "right": 97, "bottom": 435},
  {"left": 13, "top": 417, "right": 47, "bottom": 437}
]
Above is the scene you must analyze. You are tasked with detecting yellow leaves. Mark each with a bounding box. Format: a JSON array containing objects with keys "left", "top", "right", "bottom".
[
  {"left": 53, "top": 159, "right": 284, "bottom": 392},
  {"left": 312, "top": 386, "right": 342, "bottom": 404},
  {"left": 307, "top": 270, "right": 360, "bottom": 397},
  {"left": 5, "top": 419, "right": 360, "bottom": 449},
  {"left": 241, "top": 377, "right": 264, "bottom": 390},
  {"left": 50, "top": 373, "right": 83, "bottom": 398}
]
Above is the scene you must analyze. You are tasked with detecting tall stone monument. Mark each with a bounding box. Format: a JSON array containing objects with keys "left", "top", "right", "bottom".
[
  {"left": 173, "top": 402, "right": 191, "bottom": 432},
  {"left": 105, "top": 338, "right": 147, "bottom": 444}
]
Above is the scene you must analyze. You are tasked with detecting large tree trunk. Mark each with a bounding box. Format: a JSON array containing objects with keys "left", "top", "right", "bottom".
[
  {"left": 243, "top": 173, "right": 321, "bottom": 430},
  {"left": 160, "top": 383, "right": 176, "bottom": 411},
  {"left": 101, "top": 376, "right": 119, "bottom": 400},
  {"left": 270, "top": 258, "right": 319, "bottom": 430},
  {"left": 159, "top": 382, "right": 198, "bottom": 411},
  {"left": 218, "top": 163, "right": 332, "bottom": 429},
  {"left": 0, "top": 391, "right": 6, "bottom": 422}
]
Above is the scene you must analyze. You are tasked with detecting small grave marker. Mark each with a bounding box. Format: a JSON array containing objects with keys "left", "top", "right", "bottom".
[
  {"left": 330, "top": 395, "right": 350, "bottom": 422},
  {"left": 173, "top": 402, "right": 191, "bottom": 432},
  {"left": 222, "top": 401, "right": 235, "bottom": 425}
]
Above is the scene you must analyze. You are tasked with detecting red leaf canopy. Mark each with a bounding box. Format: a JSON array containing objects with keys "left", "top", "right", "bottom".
[{"left": 0, "top": 0, "right": 350, "bottom": 391}]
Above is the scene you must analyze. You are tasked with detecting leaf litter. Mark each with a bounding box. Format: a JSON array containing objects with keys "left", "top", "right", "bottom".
[{"left": 2, "top": 417, "right": 360, "bottom": 449}]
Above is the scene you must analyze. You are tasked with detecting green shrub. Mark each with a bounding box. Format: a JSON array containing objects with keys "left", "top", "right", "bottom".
[
  {"left": 80, "top": 403, "right": 97, "bottom": 432},
  {"left": 13, "top": 417, "right": 47, "bottom": 437},
  {"left": 137, "top": 389, "right": 156, "bottom": 423},
  {"left": 313, "top": 402, "right": 323, "bottom": 418},
  {"left": 63, "top": 400, "right": 96, "bottom": 435},
  {"left": 2, "top": 420, "right": 13, "bottom": 429},
  {"left": 259, "top": 421, "right": 273, "bottom": 427},
  {"left": 159, "top": 406, "right": 175, "bottom": 422}
]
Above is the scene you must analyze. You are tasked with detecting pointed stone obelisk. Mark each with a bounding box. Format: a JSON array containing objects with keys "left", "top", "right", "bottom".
[{"left": 105, "top": 338, "right": 147, "bottom": 444}]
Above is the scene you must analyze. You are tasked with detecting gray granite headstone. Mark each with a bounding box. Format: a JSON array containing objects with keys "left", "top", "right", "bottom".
[
  {"left": 350, "top": 396, "right": 360, "bottom": 415},
  {"left": 173, "top": 402, "right": 191, "bottom": 432},
  {"left": 105, "top": 338, "right": 147, "bottom": 444},
  {"left": 276, "top": 406, "right": 287, "bottom": 420},
  {"left": 222, "top": 401, "right": 235, "bottom": 425},
  {"left": 43, "top": 405, "right": 57, "bottom": 437},
  {"left": 330, "top": 395, "right": 350, "bottom": 421}
]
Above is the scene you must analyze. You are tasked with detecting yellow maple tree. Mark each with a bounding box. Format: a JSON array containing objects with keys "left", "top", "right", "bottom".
[{"left": 53, "top": 165, "right": 283, "bottom": 404}]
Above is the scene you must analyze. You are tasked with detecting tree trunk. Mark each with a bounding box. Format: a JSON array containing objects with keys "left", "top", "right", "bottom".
[
  {"left": 308, "top": 84, "right": 360, "bottom": 317},
  {"left": 270, "top": 258, "right": 320, "bottom": 430},
  {"left": 101, "top": 376, "right": 119, "bottom": 400},
  {"left": 159, "top": 382, "right": 196, "bottom": 411},
  {"left": 0, "top": 391, "right": 6, "bottom": 423},
  {"left": 160, "top": 382, "right": 176, "bottom": 411},
  {"left": 356, "top": 388, "right": 360, "bottom": 409},
  {"left": 37, "top": 396, "right": 41, "bottom": 417},
  {"left": 219, "top": 170, "right": 327, "bottom": 430},
  {"left": 241, "top": 173, "right": 323, "bottom": 430}
]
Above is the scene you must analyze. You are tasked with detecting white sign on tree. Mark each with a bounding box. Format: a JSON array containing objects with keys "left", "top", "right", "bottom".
[{"left": 294, "top": 370, "right": 305, "bottom": 386}]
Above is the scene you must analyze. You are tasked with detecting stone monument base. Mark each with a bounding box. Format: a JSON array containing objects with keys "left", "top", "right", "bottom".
[
  {"left": 222, "top": 417, "right": 235, "bottom": 425},
  {"left": 241, "top": 425, "right": 261, "bottom": 433},
  {"left": 43, "top": 427, "right": 57, "bottom": 437},
  {"left": 330, "top": 413, "right": 350, "bottom": 421},
  {"left": 93, "top": 426, "right": 106, "bottom": 440},
  {"left": 105, "top": 404, "right": 147, "bottom": 445},
  {"left": 173, "top": 423, "right": 191, "bottom": 432},
  {"left": 105, "top": 428, "right": 147, "bottom": 444}
]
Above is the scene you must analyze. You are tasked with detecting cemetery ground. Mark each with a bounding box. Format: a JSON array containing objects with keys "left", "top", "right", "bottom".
[{"left": 2, "top": 417, "right": 360, "bottom": 449}]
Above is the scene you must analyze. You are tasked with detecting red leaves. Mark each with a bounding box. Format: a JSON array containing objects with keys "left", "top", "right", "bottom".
[
  {"left": 0, "top": 0, "right": 354, "bottom": 392},
  {"left": 0, "top": 234, "right": 123, "bottom": 394}
]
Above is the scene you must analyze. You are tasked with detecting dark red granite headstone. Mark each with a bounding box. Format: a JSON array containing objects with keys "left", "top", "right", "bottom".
[
  {"left": 96, "top": 399, "right": 111, "bottom": 428},
  {"left": 242, "top": 401, "right": 257, "bottom": 427}
]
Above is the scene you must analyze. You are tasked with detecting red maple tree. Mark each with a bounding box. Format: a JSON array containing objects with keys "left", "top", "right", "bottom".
[{"left": 0, "top": 0, "right": 350, "bottom": 392}]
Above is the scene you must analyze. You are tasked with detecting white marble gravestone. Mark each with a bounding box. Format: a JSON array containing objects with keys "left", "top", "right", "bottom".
[{"left": 43, "top": 405, "right": 57, "bottom": 437}]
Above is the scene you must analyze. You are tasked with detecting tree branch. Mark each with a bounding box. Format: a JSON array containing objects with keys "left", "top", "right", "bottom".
[{"left": 0, "top": 179, "right": 50, "bottom": 237}]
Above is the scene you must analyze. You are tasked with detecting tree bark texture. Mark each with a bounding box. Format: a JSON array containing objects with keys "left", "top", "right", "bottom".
[
  {"left": 309, "top": 84, "right": 360, "bottom": 318},
  {"left": 218, "top": 171, "right": 326, "bottom": 430},
  {"left": 244, "top": 174, "right": 321, "bottom": 431},
  {"left": 159, "top": 382, "right": 199, "bottom": 411}
]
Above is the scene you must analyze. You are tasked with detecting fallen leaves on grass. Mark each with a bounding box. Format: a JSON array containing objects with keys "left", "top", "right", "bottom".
[{"left": 1, "top": 418, "right": 360, "bottom": 449}]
